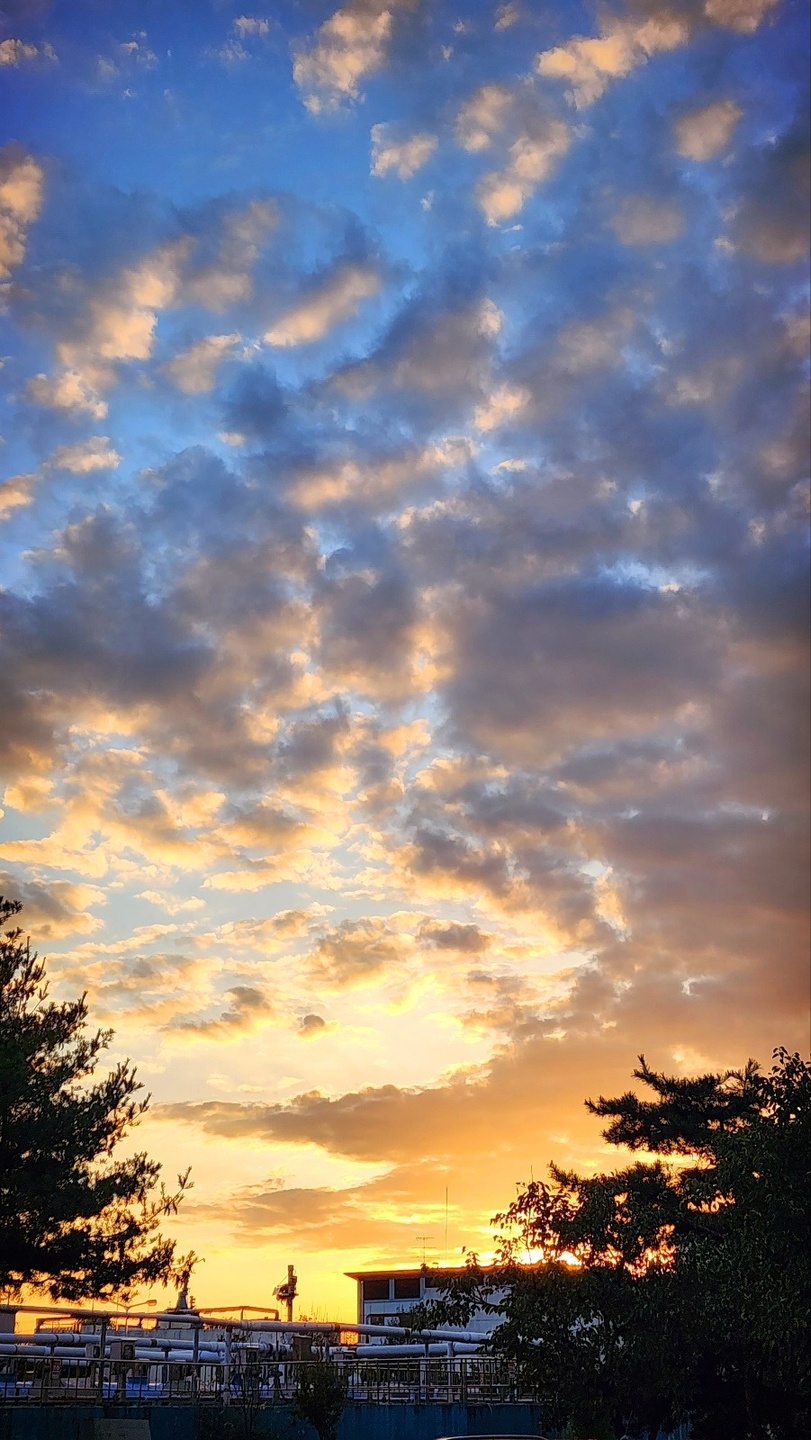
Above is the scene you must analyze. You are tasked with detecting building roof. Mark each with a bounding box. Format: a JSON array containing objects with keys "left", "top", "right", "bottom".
[{"left": 345, "top": 1266, "right": 458, "bottom": 1282}]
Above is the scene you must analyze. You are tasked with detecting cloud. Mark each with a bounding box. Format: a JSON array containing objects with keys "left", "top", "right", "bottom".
[
  {"left": 477, "top": 119, "right": 570, "bottom": 225},
  {"left": 371, "top": 125, "right": 437, "bottom": 179},
  {"left": 0, "top": 0, "right": 807, "bottom": 1303},
  {"left": 183, "top": 199, "right": 277, "bottom": 313},
  {"left": 0, "top": 473, "right": 39, "bottom": 519},
  {"left": 27, "top": 369, "right": 108, "bottom": 420},
  {"left": 536, "top": 13, "right": 689, "bottom": 109},
  {"left": 456, "top": 83, "right": 515, "bottom": 153},
  {"left": 164, "top": 333, "right": 240, "bottom": 394},
  {"left": 333, "top": 294, "right": 502, "bottom": 423},
  {"left": 703, "top": 0, "right": 780, "bottom": 34},
  {"left": 730, "top": 124, "right": 810, "bottom": 263},
  {"left": 298, "top": 1012, "right": 330, "bottom": 1037},
  {"left": 0, "top": 144, "right": 44, "bottom": 282},
  {"left": 265, "top": 262, "right": 380, "bottom": 347},
  {"left": 495, "top": 3, "right": 521, "bottom": 31},
  {"left": 289, "top": 437, "right": 471, "bottom": 512},
  {"left": 307, "top": 917, "right": 406, "bottom": 989},
  {"left": 535, "top": 0, "right": 781, "bottom": 113},
  {"left": 293, "top": 0, "right": 416, "bottom": 113},
  {"left": 674, "top": 98, "right": 743, "bottom": 161},
  {"left": 610, "top": 195, "right": 685, "bottom": 245},
  {"left": 48, "top": 437, "right": 121, "bottom": 473},
  {"left": 233, "top": 16, "right": 270, "bottom": 38},
  {"left": 443, "top": 577, "right": 720, "bottom": 766},
  {"left": 419, "top": 921, "right": 490, "bottom": 953},
  {"left": 0, "top": 439, "right": 120, "bottom": 519},
  {"left": 0, "top": 871, "right": 103, "bottom": 938},
  {"left": 29, "top": 238, "right": 190, "bottom": 418},
  {"left": 169, "top": 984, "right": 276, "bottom": 1039},
  {"left": 454, "top": 83, "right": 569, "bottom": 224},
  {"left": 0, "top": 38, "right": 56, "bottom": 66}
]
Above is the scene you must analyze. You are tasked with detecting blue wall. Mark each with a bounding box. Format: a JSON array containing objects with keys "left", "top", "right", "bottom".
[
  {"left": 0, "top": 1406, "right": 690, "bottom": 1438},
  {"left": 0, "top": 1404, "right": 545, "bottom": 1439}
]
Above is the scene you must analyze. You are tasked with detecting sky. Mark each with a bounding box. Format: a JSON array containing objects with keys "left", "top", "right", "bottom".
[{"left": 0, "top": 0, "right": 809, "bottom": 1318}]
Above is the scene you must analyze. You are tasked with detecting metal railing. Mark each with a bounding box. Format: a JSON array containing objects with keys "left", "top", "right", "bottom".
[{"left": 0, "top": 1355, "right": 527, "bottom": 1407}]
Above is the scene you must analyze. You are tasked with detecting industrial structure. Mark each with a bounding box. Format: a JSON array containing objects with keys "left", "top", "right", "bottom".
[{"left": 0, "top": 1273, "right": 516, "bottom": 1410}]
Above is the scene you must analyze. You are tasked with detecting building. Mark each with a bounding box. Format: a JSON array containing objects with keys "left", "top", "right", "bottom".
[{"left": 346, "top": 1267, "right": 499, "bottom": 1341}]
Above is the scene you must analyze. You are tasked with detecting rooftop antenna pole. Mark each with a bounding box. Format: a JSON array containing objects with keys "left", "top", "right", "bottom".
[
  {"left": 416, "top": 1234, "right": 434, "bottom": 1266},
  {"left": 444, "top": 1188, "right": 449, "bottom": 1266}
]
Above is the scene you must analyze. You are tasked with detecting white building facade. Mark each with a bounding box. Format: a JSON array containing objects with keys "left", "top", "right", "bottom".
[{"left": 346, "top": 1268, "right": 500, "bottom": 1342}]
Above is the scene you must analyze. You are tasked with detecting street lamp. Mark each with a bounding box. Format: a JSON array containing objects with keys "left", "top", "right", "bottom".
[{"left": 120, "top": 1297, "right": 157, "bottom": 1329}]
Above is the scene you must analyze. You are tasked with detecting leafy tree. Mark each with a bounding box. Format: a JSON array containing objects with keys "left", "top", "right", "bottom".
[
  {"left": 0, "top": 895, "right": 194, "bottom": 1300},
  {"left": 291, "top": 1356, "right": 348, "bottom": 1440},
  {"left": 425, "top": 1048, "right": 811, "bottom": 1440}
]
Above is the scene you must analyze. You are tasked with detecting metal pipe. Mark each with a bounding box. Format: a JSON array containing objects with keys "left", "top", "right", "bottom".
[
  {"left": 3, "top": 1303, "right": 488, "bottom": 1346},
  {"left": 350, "top": 1342, "right": 481, "bottom": 1357}
]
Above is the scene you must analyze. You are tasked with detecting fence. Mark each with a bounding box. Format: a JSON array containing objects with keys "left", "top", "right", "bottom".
[{"left": 0, "top": 1355, "right": 525, "bottom": 1408}]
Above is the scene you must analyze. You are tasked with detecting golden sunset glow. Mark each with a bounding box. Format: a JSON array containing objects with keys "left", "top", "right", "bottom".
[{"left": 1, "top": 0, "right": 808, "bottom": 1323}]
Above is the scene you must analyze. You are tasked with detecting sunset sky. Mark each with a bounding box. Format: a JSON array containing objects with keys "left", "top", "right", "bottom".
[{"left": 1, "top": 0, "right": 809, "bottom": 1318}]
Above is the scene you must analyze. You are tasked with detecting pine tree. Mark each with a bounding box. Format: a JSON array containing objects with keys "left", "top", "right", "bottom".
[{"left": 0, "top": 895, "right": 193, "bottom": 1300}]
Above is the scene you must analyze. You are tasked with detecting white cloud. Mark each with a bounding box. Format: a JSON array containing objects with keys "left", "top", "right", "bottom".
[
  {"left": 371, "top": 125, "right": 437, "bottom": 179},
  {"left": 27, "top": 369, "right": 108, "bottom": 421},
  {"left": 0, "top": 38, "right": 56, "bottom": 67},
  {"left": 674, "top": 99, "right": 742, "bottom": 161},
  {"left": 265, "top": 263, "right": 379, "bottom": 347},
  {"left": 293, "top": 0, "right": 414, "bottom": 112},
  {"left": 473, "top": 382, "right": 530, "bottom": 432},
  {"left": 0, "top": 145, "right": 44, "bottom": 282},
  {"left": 234, "top": 17, "right": 270, "bottom": 37},
  {"left": 703, "top": 0, "right": 780, "bottom": 34},
  {"left": 477, "top": 120, "right": 570, "bottom": 225},
  {"left": 456, "top": 83, "right": 515, "bottom": 153},
  {"left": 537, "top": 15, "right": 689, "bottom": 109},
  {"left": 0, "top": 472, "right": 38, "bottom": 518},
  {"left": 29, "top": 238, "right": 191, "bottom": 418},
  {"left": 164, "top": 333, "right": 240, "bottom": 394},
  {"left": 495, "top": 3, "right": 521, "bottom": 32},
  {"left": 48, "top": 437, "right": 121, "bottom": 473}
]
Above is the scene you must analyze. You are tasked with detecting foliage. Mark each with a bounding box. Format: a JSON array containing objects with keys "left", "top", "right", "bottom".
[
  {"left": 0, "top": 896, "right": 194, "bottom": 1300},
  {"left": 426, "top": 1047, "right": 811, "bottom": 1439},
  {"left": 291, "top": 1356, "right": 348, "bottom": 1440}
]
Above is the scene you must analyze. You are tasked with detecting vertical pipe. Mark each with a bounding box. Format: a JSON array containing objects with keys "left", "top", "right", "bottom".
[
  {"left": 223, "top": 1328, "right": 231, "bottom": 1406},
  {"left": 192, "top": 1319, "right": 199, "bottom": 1400},
  {"left": 98, "top": 1317, "right": 107, "bottom": 1401}
]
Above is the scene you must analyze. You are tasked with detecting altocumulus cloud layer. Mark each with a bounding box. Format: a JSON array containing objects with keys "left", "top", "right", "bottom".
[{"left": 0, "top": 0, "right": 808, "bottom": 1307}]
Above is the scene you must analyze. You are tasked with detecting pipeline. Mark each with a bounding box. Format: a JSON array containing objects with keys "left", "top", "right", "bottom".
[
  {"left": 2, "top": 1304, "right": 489, "bottom": 1348},
  {"left": 349, "top": 1342, "right": 482, "bottom": 1358}
]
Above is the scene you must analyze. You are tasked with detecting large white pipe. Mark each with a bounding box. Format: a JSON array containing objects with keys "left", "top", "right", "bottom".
[
  {"left": 4, "top": 1304, "right": 489, "bottom": 1347},
  {"left": 350, "top": 1342, "right": 482, "bottom": 1358},
  {"left": 204, "top": 1317, "right": 487, "bottom": 1344}
]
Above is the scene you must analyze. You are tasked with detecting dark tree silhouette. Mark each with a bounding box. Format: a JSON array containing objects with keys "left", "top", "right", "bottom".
[
  {"left": 0, "top": 895, "right": 194, "bottom": 1300},
  {"left": 423, "top": 1048, "right": 811, "bottom": 1440},
  {"left": 292, "top": 1357, "right": 348, "bottom": 1440}
]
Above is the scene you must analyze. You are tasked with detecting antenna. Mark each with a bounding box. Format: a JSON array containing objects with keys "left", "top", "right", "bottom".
[
  {"left": 444, "top": 1187, "right": 449, "bottom": 1266},
  {"left": 416, "top": 1233, "right": 434, "bottom": 1265}
]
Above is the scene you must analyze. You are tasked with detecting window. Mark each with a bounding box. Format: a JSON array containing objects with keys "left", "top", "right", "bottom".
[
  {"left": 393, "top": 1276, "right": 420, "bottom": 1299},
  {"left": 362, "top": 1278, "right": 390, "bottom": 1302}
]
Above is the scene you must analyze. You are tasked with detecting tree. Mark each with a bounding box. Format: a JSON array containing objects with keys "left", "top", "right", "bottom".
[
  {"left": 0, "top": 895, "right": 194, "bottom": 1300},
  {"left": 291, "top": 1357, "right": 348, "bottom": 1440},
  {"left": 424, "top": 1048, "right": 811, "bottom": 1440}
]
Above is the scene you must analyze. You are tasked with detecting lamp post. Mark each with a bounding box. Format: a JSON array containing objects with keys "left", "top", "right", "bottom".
[{"left": 120, "top": 1297, "right": 157, "bottom": 1330}]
